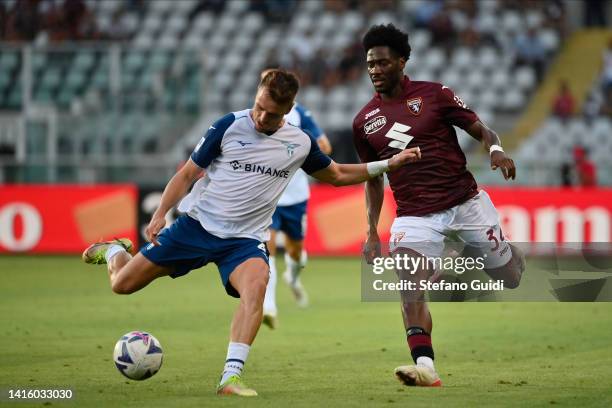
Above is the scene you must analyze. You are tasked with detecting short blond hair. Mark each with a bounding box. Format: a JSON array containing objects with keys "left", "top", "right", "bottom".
[{"left": 258, "top": 69, "right": 300, "bottom": 106}]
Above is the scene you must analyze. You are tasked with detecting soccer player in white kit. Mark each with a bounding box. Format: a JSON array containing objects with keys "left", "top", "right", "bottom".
[
  {"left": 262, "top": 102, "right": 332, "bottom": 328},
  {"left": 82, "top": 69, "right": 422, "bottom": 397}
]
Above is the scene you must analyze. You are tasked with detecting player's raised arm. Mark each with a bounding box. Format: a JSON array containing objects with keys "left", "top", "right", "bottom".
[
  {"left": 466, "top": 120, "right": 516, "bottom": 181},
  {"left": 310, "top": 147, "right": 421, "bottom": 186}
]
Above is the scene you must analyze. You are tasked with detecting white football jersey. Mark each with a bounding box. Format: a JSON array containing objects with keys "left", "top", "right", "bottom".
[
  {"left": 178, "top": 109, "right": 331, "bottom": 242},
  {"left": 277, "top": 103, "right": 325, "bottom": 206}
]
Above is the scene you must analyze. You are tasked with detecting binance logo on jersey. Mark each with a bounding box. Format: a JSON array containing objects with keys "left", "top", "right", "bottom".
[{"left": 230, "top": 160, "right": 290, "bottom": 178}]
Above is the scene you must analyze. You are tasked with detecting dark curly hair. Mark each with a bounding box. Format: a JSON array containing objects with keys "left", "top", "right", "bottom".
[{"left": 362, "top": 24, "right": 411, "bottom": 60}]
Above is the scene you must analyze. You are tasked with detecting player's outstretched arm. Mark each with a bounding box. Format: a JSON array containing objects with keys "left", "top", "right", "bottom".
[
  {"left": 466, "top": 121, "right": 516, "bottom": 180},
  {"left": 310, "top": 147, "right": 421, "bottom": 186},
  {"left": 146, "top": 159, "right": 203, "bottom": 245}
]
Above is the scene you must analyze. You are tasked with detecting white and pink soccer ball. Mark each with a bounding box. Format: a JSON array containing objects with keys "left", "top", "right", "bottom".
[{"left": 113, "top": 331, "right": 163, "bottom": 380}]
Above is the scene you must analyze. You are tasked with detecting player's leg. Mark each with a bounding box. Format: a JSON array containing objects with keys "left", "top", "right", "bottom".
[
  {"left": 389, "top": 217, "right": 444, "bottom": 387},
  {"left": 228, "top": 257, "right": 269, "bottom": 343},
  {"left": 218, "top": 257, "right": 269, "bottom": 397},
  {"left": 281, "top": 201, "right": 309, "bottom": 307},
  {"left": 82, "top": 238, "right": 171, "bottom": 294},
  {"left": 109, "top": 253, "right": 171, "bottom": 294},
  {"left": 262, "top": 208, "right": 282, "bottom": 328},
  {"left": 395, "top": 248, "right": 433, "bottom": 331},
  {"left": 263, "top": 228, "right": 279, "bottom": 328},
  {"left": 479, "top": 243, "right": 524, "bottom": 288},
  {"left": 455, "top": 191, "right": 525, "bottom": 289},
  {"left": 283, "top": 236, "right": 309, "bottom": 307},
  {"left": 393, "top": 248, "right": 441, "bottom": 387}
]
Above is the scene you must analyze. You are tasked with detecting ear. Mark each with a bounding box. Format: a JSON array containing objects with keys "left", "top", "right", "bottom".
[{"left": 398, "top": 57, "right": 406, "bottom": 70}]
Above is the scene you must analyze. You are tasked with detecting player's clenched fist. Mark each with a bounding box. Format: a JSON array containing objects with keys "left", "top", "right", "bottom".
[
  {"left": 389, "top": 147, "right": 421, "bottom": 171},
  {"left": 145, "top": 215, "right": 166, "bottom": 246}
]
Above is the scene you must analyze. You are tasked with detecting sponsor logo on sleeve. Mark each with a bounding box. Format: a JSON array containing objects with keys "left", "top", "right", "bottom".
[{"left": 364, "top": 116, "right": 387, "bottom": 134}]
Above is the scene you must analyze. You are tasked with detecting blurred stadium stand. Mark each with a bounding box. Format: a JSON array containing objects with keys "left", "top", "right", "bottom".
[{"left": 0, "top": 0, "right": 610, "bottom": 186}]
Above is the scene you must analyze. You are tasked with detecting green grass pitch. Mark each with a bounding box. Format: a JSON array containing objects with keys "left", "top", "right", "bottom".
[{"left": 1, "top": 255, "right": 612, "bottom": 407}]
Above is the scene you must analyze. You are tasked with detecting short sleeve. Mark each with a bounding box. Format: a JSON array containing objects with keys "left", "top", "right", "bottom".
[
  {"left": 352, "top": 119, "right": 379, "bottom": 163},
  {"left": 296, "top": 104, "right": 324, "bottom": 139},
  {"left": 301, "top": 133, "right": 332, "bottom": 174},
  {"left": 190, "top": 113, "right": 235, "bottom": 168},
  {"left": 436, "top": 85, "right": 479, "bottom": 130}
]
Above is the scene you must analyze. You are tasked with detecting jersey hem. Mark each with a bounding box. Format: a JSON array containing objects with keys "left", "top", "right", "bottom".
[{"left": 394, "top": 189, "right": 479, "bottom": 217}]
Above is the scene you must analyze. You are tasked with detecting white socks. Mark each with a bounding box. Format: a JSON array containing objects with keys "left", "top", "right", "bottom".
[
  {"left": 416, "top": 356, "right": 435, "bottom": 371},
  {"left": 284, "top": 252, "right": 304, "bottom": 283},
  {"left": 299, "top": 249, "right": 308, "bottom": 268},
  {"left": 220, "top": 342, "right": 250, "bottom": 384},
  {"left": 263, "top": 258, "right": 277, "bottom": 316},
  {"left": 105, "top": 244, "right": 126, "bottom": 263}
]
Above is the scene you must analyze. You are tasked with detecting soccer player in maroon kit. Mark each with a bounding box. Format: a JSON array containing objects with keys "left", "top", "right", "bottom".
[{"left": 353, "top": 24, "right": 525, "bottom": 387}]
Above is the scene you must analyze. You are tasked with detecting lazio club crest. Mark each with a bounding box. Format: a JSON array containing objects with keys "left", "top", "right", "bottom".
[
  {"left": 281, "top": 141, "right": 301, "bottom": 157},
  {"left": 407, "top": 97, "right": 423, "bottom": 115}
]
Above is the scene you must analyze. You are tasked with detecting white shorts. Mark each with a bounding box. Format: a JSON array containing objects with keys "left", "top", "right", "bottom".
[{"left": 389, "top": 190, "right": 512, "bottom": 269}]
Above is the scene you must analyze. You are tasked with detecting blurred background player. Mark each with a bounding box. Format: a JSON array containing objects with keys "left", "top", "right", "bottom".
[
  {"left": 353, "top": 24, "right": 525, "bottom": 387},
  {"left": 262, "top": 101, "right": 332, "bottom": 328},
  {"left": 82, "top": 68, "right": 421, "bottom": 397}
]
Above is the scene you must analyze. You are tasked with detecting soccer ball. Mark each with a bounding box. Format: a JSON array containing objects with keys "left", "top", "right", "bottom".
[{"left": 113, "top": 331, "right": 163, "bottom": 380}]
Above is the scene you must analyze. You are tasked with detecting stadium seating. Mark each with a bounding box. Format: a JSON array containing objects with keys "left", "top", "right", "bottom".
[
  {"left": 1, "top": 0, "right": 557, "bottom": 118},
  {"left": 0, "top": 0, "right": 572, "bottom": 183},
  {"left": 172, "top": 0, "right": 556, "bottom": 148},
  {"left": 513, "top": 116, "right": 612, "bottom": 185}
]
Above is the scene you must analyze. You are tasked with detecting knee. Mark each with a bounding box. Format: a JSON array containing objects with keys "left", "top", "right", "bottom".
[
  {"left": 111, "top": 277, "right": 136, "bottom": 295},
  {"left": 503, "top": 268, "right": 522, "bottom": 289},
  {"left": 505, "top": 252, "right": 525, "bottom": 289},
  {"left": 488, "top": 264, "right": 522, "bottom": 289},
  {"left": 242, "top": 274, "right": 269, "bottom": 302}
]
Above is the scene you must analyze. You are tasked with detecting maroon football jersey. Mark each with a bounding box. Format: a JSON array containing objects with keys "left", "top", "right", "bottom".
[{"left": 353, "top": 76, "right": 480, "bottom": 217}]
